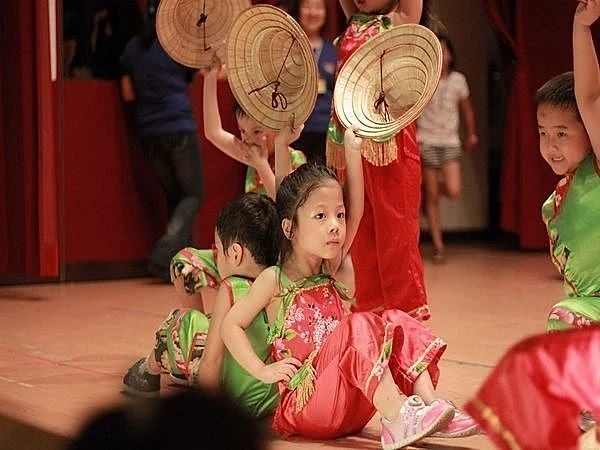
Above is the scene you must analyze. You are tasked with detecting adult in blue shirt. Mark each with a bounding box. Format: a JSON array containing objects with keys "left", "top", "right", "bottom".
[
  {"left": 120, "top": 0, "right": 203, "bottom": 282},
  {"left": 284, "top": 0, "right": 337, "bottom": 164}
]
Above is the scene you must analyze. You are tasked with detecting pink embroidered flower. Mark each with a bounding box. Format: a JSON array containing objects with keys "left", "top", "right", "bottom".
[{"left": 272, "top": 338, "right": 288, "bottom": 359}]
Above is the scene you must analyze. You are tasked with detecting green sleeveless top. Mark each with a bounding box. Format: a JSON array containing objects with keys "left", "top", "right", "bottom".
[
  {"left": 542, "top": 154, "right": 600, "bottom": 298},
  {"left": 220, "top": 276, "right": 279, "bottom": 417},
  {"left": 244, "top": 150, "right": 306, "bottom": 194}
]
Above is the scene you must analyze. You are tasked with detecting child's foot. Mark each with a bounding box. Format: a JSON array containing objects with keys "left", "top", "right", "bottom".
[
  {"left": 432, "top": 249, "right": 446, "bottom": 264},
  {"left": 380, "top": 395, "right": 454, "bottom": 450},
  {"left": 123, "top": 358, "right": 160, "bottom": 398},
  {"left": 431, "top": 400, "right": 480, "bottom": 438}
]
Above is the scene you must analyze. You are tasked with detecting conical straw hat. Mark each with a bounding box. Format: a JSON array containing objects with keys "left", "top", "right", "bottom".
[
  {"left": 334, "top": 24, "right": 442, "bottom": 139},
  {"left": 225, "top": 5, "right": 318, "bottom": 131},
  {"left": 156, "top": 0, "right": 250, "bottom": 69}
]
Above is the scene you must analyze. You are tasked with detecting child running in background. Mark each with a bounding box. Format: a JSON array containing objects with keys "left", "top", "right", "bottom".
[
  {"left": 539, "top": 0, "right": 600, "bottom": 332},
  {"left": 222, "top": 127, "right": 479, "bottom": 449},
  {"left": 170, "top": 56, "right": 306, "bottom": 312},
  {"left": 123, "top": 192, "right": 280, "bottom": 419},
  {"left": 417, "top": 33, "right": 478, "bottom": 264},
  {"left": 327, "top": 0, "right": 429, "bottom": 318}
]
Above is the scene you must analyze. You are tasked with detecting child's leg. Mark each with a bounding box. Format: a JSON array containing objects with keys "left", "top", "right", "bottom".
[
  {"left": 547, "top": 297, "right": 600, "bottom": 331},
  {"left": 423, "top": 165, "right": 444, "bottom": 254},
  {"left": 170, "top": 247, "right": 220, "bottom": 312},
  {"left": 274, "top": 312, "right": 452, "bottom": 445},
  {"left": 465, "top": 328, "right": 600, "bottom": 450},
  {"left": 440, "top": 159, "right": 462, "bottom": 200}
]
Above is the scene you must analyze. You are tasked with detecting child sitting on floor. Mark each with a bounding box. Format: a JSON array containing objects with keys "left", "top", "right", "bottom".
[
  {"left": 123, "top": 192, "right": 281, "bottom": 419},
  {"left": 222, "top": 126, "right": 478, "bottom": 449}
]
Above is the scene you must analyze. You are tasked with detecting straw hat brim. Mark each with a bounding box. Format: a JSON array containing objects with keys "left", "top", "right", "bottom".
[
  {"left": 226, "top": 5, "right": 318, "bottom": 131},
  {"left": 334, "top": 24, "right": 442, "bottom": 139},
  {"left": 156, "top": 0, "right": 250, "bottom": 69}
]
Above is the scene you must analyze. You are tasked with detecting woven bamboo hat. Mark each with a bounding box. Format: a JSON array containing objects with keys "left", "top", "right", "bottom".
[
  {"left": 334, "top": 24, "right": 442, "bottom": 139},
  {"left": 225, "top": 5, "right": 318, "bottom": 131},
  {"left": 156, "top": 0, "right": 250, "bottom": 69}
]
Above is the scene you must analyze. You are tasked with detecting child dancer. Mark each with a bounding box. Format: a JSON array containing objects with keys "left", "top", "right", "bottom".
[
  {"left": 170, "top": 57, "right": 306, "bottom": 311},
  {"left": 123, "top": 193, "right": 280, "bottom": 419},
  {"left": 222, "top": 127, "right": 478, "bottom": 448},
  {"left": 327, "top": 0, "right": 429, "bottom": 318},
  {"left": 464, "top": 3, "right": 600, "bottom": 447},
  {"left": 417, "top": 33, "right": 478, "bottom": 264},
  {"left": 539, "top": 0, "right": 600, "bottom": 332}
]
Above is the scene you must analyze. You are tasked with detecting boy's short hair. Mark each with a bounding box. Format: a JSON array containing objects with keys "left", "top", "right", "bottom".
[
  {"left": 216, "top": 193, "right": 278, "bottom": 267},
  {"left": 232, "top": 99, "right": 249, "bottom": 120},
  {"left": 535, "top": 71, "right": 581, "bottom": 120}
]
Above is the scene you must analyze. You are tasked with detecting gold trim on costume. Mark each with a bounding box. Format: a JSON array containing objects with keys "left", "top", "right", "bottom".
[{"left": 469, "top": 398, "right": 521, "bottom": 450}]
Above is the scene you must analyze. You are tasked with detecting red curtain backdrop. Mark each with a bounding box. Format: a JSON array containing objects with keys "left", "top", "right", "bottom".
[
  {"left": 485, "top": 0, "right": 600, "bottom": 249},
  {"left": 0, "top": 0, "right": 40, "bottom": 276}
]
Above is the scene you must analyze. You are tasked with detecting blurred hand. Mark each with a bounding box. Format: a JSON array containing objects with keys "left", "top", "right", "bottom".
[
  {"left": 256, "top": 358, "right": 302, "bottom": 384},
  {"left": 344, "top": 124, "right": 363, "bottom": 154},
  {"left": 200, "top": 51, "right": 226, "bottom": 79},
  {"left": 464, "top": 134, "right": 479, "bottom": 152},
  {"left": 275, "top": 115, "right": 304, "bottom": 147},
  {"left": 575, "top": 0, "right": 600, "bottom": 27}
]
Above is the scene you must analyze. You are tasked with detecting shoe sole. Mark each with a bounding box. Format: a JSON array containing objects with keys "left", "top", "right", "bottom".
[
  {"left": 381, "top": 407, "right": 455, "bottom": 450},
  {"left": 432, "top": 423, "right": 481, "bottom": 438},
  {"left": 169, "top": 373, "right": 188, "bottom": 386},
  {"left": 122, "top": 384, "right": 160, "bottom": 399}
]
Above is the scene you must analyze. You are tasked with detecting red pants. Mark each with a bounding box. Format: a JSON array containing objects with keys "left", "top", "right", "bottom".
[
  {"left": 465, "top": 327, "right": 600, "bottom": 450},
  {"left": 273, "top": 310, "right": 446, "bottom": 438},
  {"left": 351, "top": 124, "right": 429, "bottom": 319}
]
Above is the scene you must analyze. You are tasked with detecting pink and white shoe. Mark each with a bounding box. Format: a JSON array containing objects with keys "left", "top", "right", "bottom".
[
  {"left": 431, "top": 400, "right": 480, "bottom": 438},
  {"left": 380, "top": 395, "right": 454, "bottom": 450}
]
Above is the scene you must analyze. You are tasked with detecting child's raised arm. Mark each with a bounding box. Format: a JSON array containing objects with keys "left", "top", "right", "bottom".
[
  {"left": 342, "top": 126, "right": 364, "bottom": 257},
  {"left": 193, "top": 283, "right": 233, "bottom": 390},
  {"left": 388, "top": 0, "right": 423, "bottom": 26},
  {"left": 221, "top": 268, "right": 301, "bottom": 384},
  {"left": 274, "top": 117, "right": 304, "bottom": 191},
  {"left": 338, "top": 0, "right": 358, "bottom": 19},
  {"left": 573, "top": 0, "right": 600, "bottom": 158}
]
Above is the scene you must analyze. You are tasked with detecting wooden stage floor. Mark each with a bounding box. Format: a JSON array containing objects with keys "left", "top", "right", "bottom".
[{"left": 0, "top": 244, "right": 563, "bottom": 449}]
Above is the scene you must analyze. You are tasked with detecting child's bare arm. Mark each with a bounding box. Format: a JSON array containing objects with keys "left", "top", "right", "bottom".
[
  {"left": 388, "top": 0, "right": 423, "bottom": 26},
  {"left": 342, "top": 126, "right": 364, "bottom": 257},
  {"left": 573, "top": 0, "right": 600, "bottom": 158},
  {"left": 194, "top": 283, "right": 232, "bottom": 390},
  {"left": 274, "top": 118, "right": 304, "bottom": 191},
  {"left": 202, "top": 60, "right": 253, "bottom": 164},
  {"left": 221, "top": 268, "right": 301, "bottom": 384},
  {"left": 338, "top": 0, "right": 358, "bottom": 19},
  {"left": 459, "top": 96, "right": 478, "bottom": 152}
]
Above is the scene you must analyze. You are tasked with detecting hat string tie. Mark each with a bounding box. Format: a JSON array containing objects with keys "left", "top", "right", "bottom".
[
  {"left": 373, "top": 50, "right": 391, "bottom": 122},
  {"left": 247, "top": 36, "right": 297, "bottom": 110},
  {"left": 196, "top": 0, "right": 211, "bottom": 51}
]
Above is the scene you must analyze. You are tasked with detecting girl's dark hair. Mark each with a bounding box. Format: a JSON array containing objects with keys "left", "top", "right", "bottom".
[
  {"left": 437, "top": 33, "right": 456, "bottom": 71},
  {"left": 140, "top": 0, "right": 159, "bottom": 49},
  {"left": 232, "top": 99, "right": 249, "bottom": 120},
  {"left": 216, "top": 193, "right": 279, "bottom": 267},
  {"left": 275, "top": 163, "right": 340, "bottom": 265}
]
